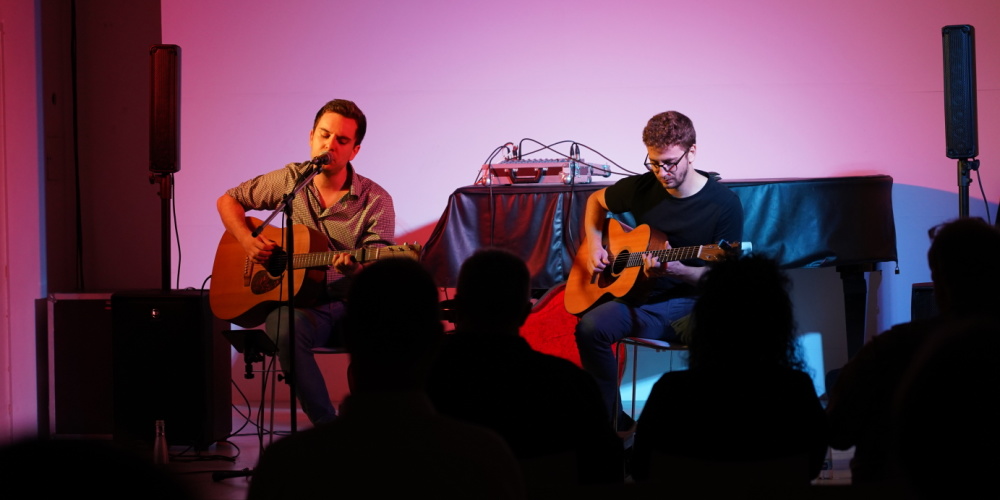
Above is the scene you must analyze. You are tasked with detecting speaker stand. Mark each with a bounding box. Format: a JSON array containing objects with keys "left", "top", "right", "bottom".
[
  {"left": 150, "top": 172, "right": 173, "bottom": 290},
  {"left": 957, "top": 158, "right": 979, "bottom": 218}
]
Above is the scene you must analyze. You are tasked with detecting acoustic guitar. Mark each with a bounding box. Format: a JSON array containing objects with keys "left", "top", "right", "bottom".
[
  {"left": 563, "top": 219, "right": 739, "bottom": 315},
  {"left": 210, "top": 217, "right": 421, "bottom": 327}
]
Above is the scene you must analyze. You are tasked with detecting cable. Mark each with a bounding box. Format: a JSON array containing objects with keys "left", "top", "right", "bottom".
[
  {"left": 973, "top": 165, "right": 991, "bottom": 225},
  {"left": 172, "top": 173, "right": 182, "bottom": 289},
  {"left": 476, "top": 143, "right": 512, "bottom": 185},
  {"left": 574, "top": 141, "right": 639, "bottom": 176},
  {"left": 71, "top": 0, "right": 85, "bottom": 290},
  {"left": 515, "top": 138, "right": 635, "bottom": 177}
]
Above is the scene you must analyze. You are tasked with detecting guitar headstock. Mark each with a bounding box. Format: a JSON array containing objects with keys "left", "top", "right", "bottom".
[
  {"left": 382, "top": 243, "right": 423, "bottom": 261},
  {"left": 698, "top": 241, "right": 743, "bottom": 262}
]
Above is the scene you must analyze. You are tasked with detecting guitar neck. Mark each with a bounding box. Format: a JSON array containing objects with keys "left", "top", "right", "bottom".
[
  {"left": 291, "top": 248, "right": 373, "bottom": 269},
  {"left": 621, "top": 246, "right": 704, "bottom": 268}
]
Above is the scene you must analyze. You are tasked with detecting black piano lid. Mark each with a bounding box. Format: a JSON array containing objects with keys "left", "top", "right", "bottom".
[
  {"left": 721, "top": 175, "right": 898, "bottom": 269},
  {"left": 420, "top": 175, "right": 898, "bottom": 290}
]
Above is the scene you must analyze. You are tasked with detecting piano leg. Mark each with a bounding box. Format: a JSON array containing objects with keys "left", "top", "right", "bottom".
[{"left": 837, "top": 264, "right": 876, "bottom": 360}]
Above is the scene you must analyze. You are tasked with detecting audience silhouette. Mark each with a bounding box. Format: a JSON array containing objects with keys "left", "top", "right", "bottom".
[
  {"left": 247, "top": 258, "right": 525, "bottom": 499},
  {"left": 892, "top": 314, "right": 1000, "bottom": 499},
  {"left": 427, "top": 248, "right": 624, "bottom": 489},
  {"left": 0, "top": 437, "right": 196, "bottom": 499},
  {"left": 632, "top": 255, "right": 828, "bottom": 490},
  {"left": 827, "top": 217, "right": 1000, "bottom": 488}
]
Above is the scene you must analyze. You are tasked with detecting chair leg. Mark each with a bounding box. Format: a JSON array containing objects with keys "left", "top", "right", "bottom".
[
  {"left": 613, "top": 341, "right": 622, "bottom": 431},
  {"left": 630, "top": 342, "right": 638, "bottom": 418}
]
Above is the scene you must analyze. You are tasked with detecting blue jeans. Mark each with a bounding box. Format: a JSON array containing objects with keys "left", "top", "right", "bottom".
[
  {"left": 575, "top": 297, "right": 696, "bottom": 420},
  {"left": 265, "top": 301, "right": 346, "bottom": 425}
]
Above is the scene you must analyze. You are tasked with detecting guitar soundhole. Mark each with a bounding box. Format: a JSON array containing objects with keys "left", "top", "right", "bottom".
[
  {"left": 266, "top": 249, "right": 288, "bottom": 276},
  {"left": 610, "top": 250, "right": 629, "bottom": 275},
  {"left": 250, "top": 270, "right": 282, "bottom": 295}
]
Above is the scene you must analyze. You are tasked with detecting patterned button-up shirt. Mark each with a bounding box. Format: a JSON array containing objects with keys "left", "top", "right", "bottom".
[{"left": 226, "top": 162, "right": 395, "bottom": 285}]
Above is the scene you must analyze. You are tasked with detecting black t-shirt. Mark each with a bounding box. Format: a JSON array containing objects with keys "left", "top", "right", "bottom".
[{"left": 604, "top": 170, "right": 744, "bottom": 299}]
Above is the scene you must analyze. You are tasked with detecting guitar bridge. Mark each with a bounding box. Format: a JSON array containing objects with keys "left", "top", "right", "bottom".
[{"left": 243, "top": 258, "right": 252, "bottom": 287}]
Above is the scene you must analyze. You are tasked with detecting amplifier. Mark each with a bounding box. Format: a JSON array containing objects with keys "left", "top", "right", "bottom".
[
  {"left": 112, "top": 289, "right": 231, "bottom": 448},
  {"left": 477, "top": 158, "right": 611, "bottom": 185}
]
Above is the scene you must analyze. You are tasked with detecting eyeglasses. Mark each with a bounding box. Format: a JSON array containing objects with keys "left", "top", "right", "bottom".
[{"left": 644, "top": 147, "right": 691, "bottom": 173}]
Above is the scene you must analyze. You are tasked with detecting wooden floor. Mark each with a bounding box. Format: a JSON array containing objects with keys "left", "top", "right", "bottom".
[{"left": 160, "top": 405, "right": 855, "bottom": 500}]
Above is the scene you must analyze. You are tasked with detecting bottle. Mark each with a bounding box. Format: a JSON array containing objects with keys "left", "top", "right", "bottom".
[
  {"left": 819, "top": 446, "right": 833, "bottom": 480},
  {"left": 153, "top": 419, "right": 169, "bottom": 465}
]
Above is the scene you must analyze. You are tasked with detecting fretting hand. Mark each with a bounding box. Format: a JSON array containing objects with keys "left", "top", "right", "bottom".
[
  {"left": 642, "top": 241, "right": 672, "bottom": 278},
  {"left": 332, "top": 253, "right": 361, "bottom": 276}
]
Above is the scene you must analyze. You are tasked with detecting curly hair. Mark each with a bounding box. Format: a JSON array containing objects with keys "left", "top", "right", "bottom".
[
  {"left": 642, "top": 111, "right": 696, "bottom": 151},
  {"left": 686, "top": 255, "right": 803, "bottom": 371},
  {"left": 313, "top": 99, "right": 368, "bottom": 145}
]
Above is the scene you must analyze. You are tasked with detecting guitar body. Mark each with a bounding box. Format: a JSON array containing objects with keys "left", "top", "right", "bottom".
[
  {"left": 210, "top": 217, "right": 329, "bottom": 328},
  {"left": 564, "top": 220, "right": 667, "bottom": 316}
]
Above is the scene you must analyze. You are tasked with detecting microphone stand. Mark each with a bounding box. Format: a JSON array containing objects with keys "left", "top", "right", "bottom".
[
  {"left": 213, "top": 161, "right": 322, "bottom": 483},
  {"left": 251, "top": 162, "right": 324, "bottom": 435}
]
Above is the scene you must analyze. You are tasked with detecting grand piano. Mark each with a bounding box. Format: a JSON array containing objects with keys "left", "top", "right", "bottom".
[{"left": 421, "top": 175, "right": 897, "bottom": 359}]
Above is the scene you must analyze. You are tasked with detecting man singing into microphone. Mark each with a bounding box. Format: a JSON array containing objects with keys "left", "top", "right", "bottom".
[{"left": 217, "top": 99, "right": 395, "bottom": 425}]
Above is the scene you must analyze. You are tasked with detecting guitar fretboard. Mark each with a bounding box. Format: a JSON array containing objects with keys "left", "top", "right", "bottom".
[
  {"left": 619, "top": 246, "right": 706, "bottom": 268},
  {"left": 290, "top": 246, "right": 418, "bottom": 269},
  {"left": 293, "top": 249, "right": 366, "bottom": 269}
]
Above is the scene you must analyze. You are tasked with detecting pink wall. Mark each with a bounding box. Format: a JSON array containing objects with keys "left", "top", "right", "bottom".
[
  {"left": 0, "top": 0, "right": 45, "bottom": 441},
  {"left": 162, "top": 0, "right": 1000, "bottom": 323},
  {"left": 1, "top": 0, "right": 995, "bottom": 440},
  {"left": 162, "top": 0, "right": 999, "bottom": 337}
]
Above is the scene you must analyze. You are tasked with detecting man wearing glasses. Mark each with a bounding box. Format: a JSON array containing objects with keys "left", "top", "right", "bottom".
[{"left": 574, "top": 111, "right": 744, "bottom": 433}]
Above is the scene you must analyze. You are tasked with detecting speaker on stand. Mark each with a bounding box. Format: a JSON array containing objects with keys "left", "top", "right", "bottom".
[
  {"left": 942, "top": 25, "right": 979, "bottom": 218},
  {"left": 150, "top": 44, "right": 180, "bottom": 291}
]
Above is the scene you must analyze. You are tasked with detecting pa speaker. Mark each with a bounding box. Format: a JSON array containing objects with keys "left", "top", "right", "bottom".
[
  {"left": 36, "top": 294, "right": 114, "bottom": 437},
  {"left": 911, "top": 282, "right": 939, "bottom": 322},
  {"left": 150, "top": 44, "right": 181, "bottom": 173},
  {"left": 942, "top": 25, "right": 978, "bottom": 160},
  {"left": 112, "top": 290, "right": 230, "bottom": 448}
]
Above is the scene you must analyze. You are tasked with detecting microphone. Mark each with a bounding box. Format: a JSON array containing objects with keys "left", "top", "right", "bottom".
[{"left": 310, "top": 151, "right": 333, "bottom": 165}]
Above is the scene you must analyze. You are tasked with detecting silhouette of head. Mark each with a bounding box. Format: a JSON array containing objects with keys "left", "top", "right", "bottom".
[
  {"left": 687, "top": 255, "right": 800, "bottom": 370},
  {"left": 893, "top": 316, "right": 1000, "bottom": 498},
  {"left": 454, "top": 248, "right": 532, "bottom": 334},
  {"left": 344, "top": 258, "right": 443, "bottom": 391},
  {"left": 926, "top": 217, "right": 1000, "bottom": 316}
]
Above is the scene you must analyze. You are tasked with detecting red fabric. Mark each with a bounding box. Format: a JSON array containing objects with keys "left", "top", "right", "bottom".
[
  {"left": 518, "top": 283, "right": 626, "bottom": 381},
  {"left": 519, "top": 283, "right": 583, "bottom": 367}
]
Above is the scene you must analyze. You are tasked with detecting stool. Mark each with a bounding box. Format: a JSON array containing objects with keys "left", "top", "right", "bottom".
[
  {"left": 267, "top": 346, "right": 349, "bottom": 438},
  {"left": 615, "top": 337, "right": 688, "bottom": 421}
]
